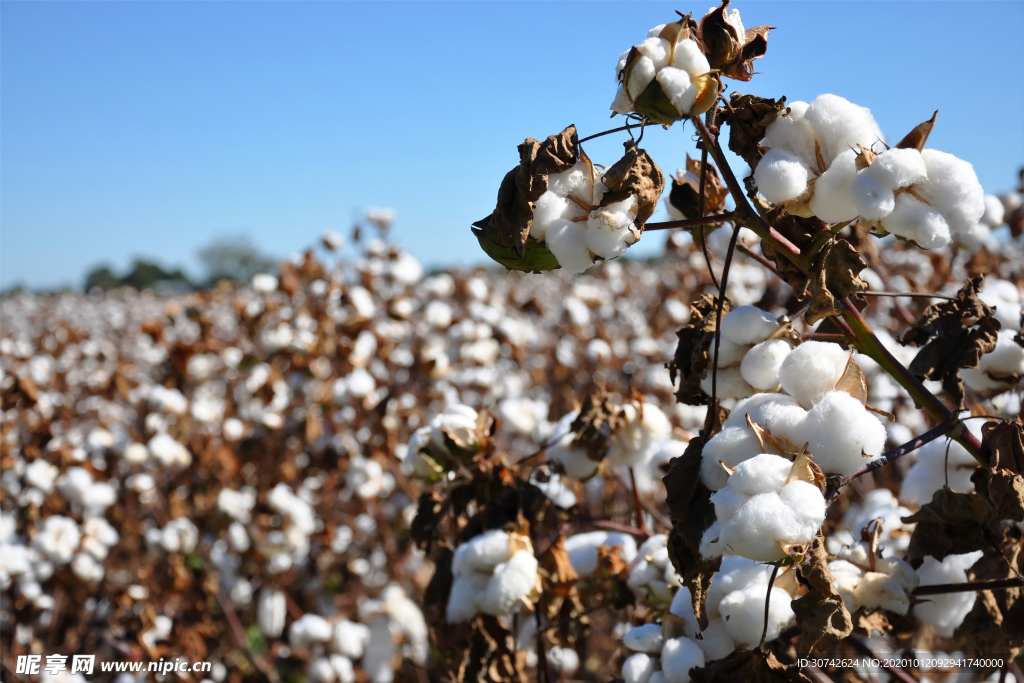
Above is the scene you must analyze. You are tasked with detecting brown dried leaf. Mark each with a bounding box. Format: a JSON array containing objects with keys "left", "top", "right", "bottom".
[
  {"left": 901, "top": 487, "right": 999, "bottom": 566},
  {"left": 853, "top": 609, "right": 892, "bottom": 637},
  {"left": 599, "top": 140, "right": 666, "bottom": 228},
  {"left": 538, "top": 536, "right": 586, "bottom": 647},
  {"left": 569, "top": 389, "right": 623, "bottom": 462},
  {"left": 792, "top": 534, "right": 853, "bottom": 654},
  {"left": 898, "top": 276, "right": 1001, "bottom": 408},
  {"left": 788, "top": 446, "right": 826, "bottom": 493},
  {"left": 835, "top": 353, "right": 869, "bottom": 405},
  {"left": 457, "top": 615, "right": 529, "bottom": 683},
  {"left": 667, "top": 295, "right": 733, "bottom": 406},
  {"left": 664, "top": 436, "right": 720, "bottom": 629},
  {"left": 690, "top": 648, "right": 813, "bottom": 683},
  {"left": 895, "top": 111, "right": 938, "bottom": 152},
  {"left": 806, "top": 238, "right": 869, "bottom": 325},
  {"left": 668, "top": 155, "right": 730, "bottom": 220},
  {"left": 973, "top": 418, "right": 1024, "bottom": 522},
  {"left": 717, "top": 93, "right": 787, "bottom": 172},
  {"left": 411, "top": 491, "right": 447, "bottom": 551},
  {"left": 954, "top": 529, "right": 1024, "bottom": 662}
]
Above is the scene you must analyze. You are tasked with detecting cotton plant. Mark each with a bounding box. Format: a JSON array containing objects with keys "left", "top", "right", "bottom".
[
  {"left": 445, "top": 529, "right": 539, "bottom": 623},
  {"left": 402, "top": 403, "right": 487, "bottom": 480}
]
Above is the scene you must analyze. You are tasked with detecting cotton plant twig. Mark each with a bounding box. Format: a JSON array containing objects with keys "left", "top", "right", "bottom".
[
  {"left": 577, "top": 121, "right": 640, "bottom": 145},
  {"left": 699, "top": 108, "right": 722, "bottom": 290},
  {"left": 913, "top": 577, "right": 1024, "bottom": 596},
  {"left": 759, "top": 563, "right": 781, "bottom": 651},
  {"left": 586, "top": 517, "right": 652, "bottom": 539},
  {"left": 706, "top": 222, "right": 742, "bottom": 434},
  {"left": 643, "top": 212, "right": 735, "bottom": 231},
  {"left": 862, "top": 290, "right": 955, "bottom": 301}
]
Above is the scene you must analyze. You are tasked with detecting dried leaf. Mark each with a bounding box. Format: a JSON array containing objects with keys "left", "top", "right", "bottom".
[
  {"left": 457, "top": 615, "right": 529, "bottom": 683},
  {"left": 973, "top": 418, "right": 1024, "bottom": 522},
  {"left": 954, "top": 529, "right": 1024, "bottom": 662},
  {"left": 853, "top": 609, "right": 892, "bottom": 637},
  {"left": 895, "top": 111, "right": 938, "bottom": 152},
  {"left": 792, "top": 534, "right": 853, "bottom": 653},
  {"left": 717, "top": 93, "right": 787, "bottom": 172},
  {"left": 835, "top": 353, "right": 869, "bottom": 405},
  {"left": 898, "top": 276, "right": 1001, "bottom": 408},
  {"left": 599, "top": 140, "right": 666, "bottom": 228},
  {"left": 664, "top": 436, "right": 720, "bottom": 629},
  {"left": 569, "top": 389, "right": 623, "bottom": 462},
  {"left": 411, "top": 491, "right": 447, "bottom": 551},
  {"left": 690, "top": 648, "right": 813, "bottom": 683},
  {"left": 806, "top": 238, "right": 869, "bottom": 325},
  {"left": 667, "top": 295, "right": 733, "bottom": 406},
  {"left": 788, "top": 446, "right": 826, "bottom": 493},
  {"left": 538, "top": 536, "right": 586, "bottom": 647},
  {"left": 668, "top": 155, "right": 730, "bottom": 220},
  {"left": 901, "top": 487, "right": 999, "bottom": 566}
]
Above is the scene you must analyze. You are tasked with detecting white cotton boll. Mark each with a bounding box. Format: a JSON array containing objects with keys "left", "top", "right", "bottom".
[
  {"left": 720, "top": 306, "right": 780, "bottom": 346},
  {"left": 548, "top": 647, "right": 580, "bottom": 676},
  {"left": 804, "top": 94, "right": 883, "bottom": 168},
  {"left": 884, "top": 193, "right": 952, "bottom": 249},
  {"left": 445, "top": 570, "right": 488, "bottom": 623},
  {"left": 656, "top": 67, "right": 697, "bottom": 116},
  {"left": 362, "top": 616, "right": 396, "bottom": 683},
  {"left": 914, "top": 551, "right": 984, "bottom": 637},
  {"left": 628, "top": 558, "right": 676, "bottom": 604},
  {"left": 309, "top": 657, "right": 336, "bottom": 683},
  {"left": 586, "top": 198, "right": 638, "bottom": 260},
  {"left": 661, "top": 637, "right": 705, "bottom": 683},
  {"left": 532, "top": 472, "right": 577, "bottom": 509},
  {"left": 564, "top": 531, "right": 638, "bottom": 577},
  {"left": 979, "top": 280, "right": 1022, "bottom": 331},
  {"left": 705, "top": 557, "right": 773, "bottom": 617},
  {"left": 854, "top": 572, "right": 911, "bottom": 615},
  {"left": 763, "top": 101, "right": 816, "bottom": 167},
  {"left": 607, "top": 402, "right": 672, "bottom": 469},
  {"left": 710, "top": 486, "right": 750, "bottom": 523},
  {"left": 24, "top": 459, "right": 59, "bottom": 494},
  {"left": 622, "top": 653, "right": 658, "bottom": 683},
  {"left": 624, "top": 623, "right": 665, "bottom": 653},
  {"left": 696, "top": 619, "right": 736, "bottom": 662},
  {"left": 981, "top": 194, "right": 1005, "bottom": 228},
  {"left": 778, "top": 481, "right": 826, "bottom": 538},
  {"left": 779, "top": 341, "right": 850, "bottom": 408},
  {"left": 865, "top": 148, "right": 928, "bottom": 190},
  {"left": 258, "top": 589, "right": 286, "bottom": 639},
  {"left": 672, "top": 39, "right": 711, "bottom": 79},
  {"left": 627, "top": 55, "right": 657, "bottom": 101},
  {"left": 611, "top": 84, "right": 634, "bottom": 115},
  {"left": 829, "top": 560, "right": 862, "bottom": 612},
  {"left": 720, "top": 492, "right": 800, "bottom": 561},
  {"left": 726, "top": 454, "right": 793, "bottom": 496},
  {"left": 451, "top": 529, "right": 511, "bottom": 575},
  {"left": 252, "top": 273, "right": 278, "bottom": 294},
  {"left": 546, "top": 220, "right": 594, "bottom": 274},
  {"left": 719, "top": 584, "right": 794, "bottom": 647},
  {"left": 699, "top": 367, "right": 753, "bottom": 400},
  {"left": 548, "top": 438, "right": 600, "bottom": 480},
  {"left": 712, "top": 337, "right": 749, "bottom": 368},
  {"left": 917, "top": 149, "right": 985, "bottom": 236},
  {"left": 332, "top": 620, "right": 370, "bottom": 659},
  {"left": 147, "top": 433, "right": 192, "bottom": 468},
  {"left": 700, "top": 427, "right": 763, "bottom": 491},
  {"left": 669, "top": 586, "right": 700, "bottom": 638},
  {"left": 648, "top": 24, "right": 667, "bottom": 38},
  {"left": 638, "top": 37, "right": 671, "bottom": 71},
  {"left": 479, "top": 550, "right": 538, "bottom": 616},
  {"left": 740, "top": 339, "right": 790, "bottom": 390},
  {"left": 290, "top": 614, "right": 334, "bottom": 647},
  {"left": 849, "top": 171, "right": 896, "bottom": 221},
  {"left": 980, "top": 330, "right": 1024, "bottom": 375},
  {"left": 876, "top": 556, "right": 920, "bottom": 594},
  {"left": 724, "top": 393, "right": 803, "bottom": 430},
  {"left": 808, "top": 149, "right": 860, "bottom": 223},
  {"left": 899, "top": 435, "right": 979, "bottom": 505},
  {"left": 754, "top": 148, "right": 812, "bottom": 204},
  {"left": 801, "top": 391, "right": 886, "bottom": 475},
  {"left": 71, "top": 552, "right": 104, "bottom": 582},
  {"left": 532, "top": 191, "right": 570, "bottom": 240},
  {"left": 758, "top": 402, "right": 809, "bottom": 449}
]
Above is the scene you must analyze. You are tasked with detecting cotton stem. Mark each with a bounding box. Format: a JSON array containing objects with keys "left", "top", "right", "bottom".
[{"left": 759, "top": 563, "right": 780, "bottom": 651}]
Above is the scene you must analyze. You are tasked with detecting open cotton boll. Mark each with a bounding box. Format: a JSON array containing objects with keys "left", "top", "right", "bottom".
[
  {"left": 808, "top": 149, "right": 860, "bottom": 223},
  {"left": 623, "top": 623, "right": 665, "bottom": 653},
  {"left": 718, "top": 584, "right": 794, "bottom": 647},
  {"left": 779, "top": 341, "right": 850, "bottom": 408},
  {"left": 564, "top": 531, "right": 638, "bottom": 577},
  {"left": 757, "top": 401, "right": 809, "bottom": 448},
  {"left": 705, "top": 557, "right": 774, "bottom": 617},
  {"left": 899, "top": 433, "right": 979, "bottom": 505},
  {"left": 849, "top": 172, "right": 896, "bottom": 221},
  {"left": 656, "top": 67, "right": 698, "bottom": 116},
  {"left": 763, "top": 101, "right": 816, "bottom": 167},
  {"left": 700, "top": 427, "right": 763, "bottom": 491},
  {"left": 638, "top": 37, "right": 671, "bottom": 71},
  {"left": 740, "top": 339, "right": 790, "bottom": 390},
  {"left": 917, "top": 149, "right": 985, "bottom": 236},
  {"left": 699, "top": 367, "right": 753, "bottom": 400},
  {"left": 661, "top": 637, "right": 705, "bottom": 683},
  {"left": 712, "top": 337, "right": 749, "bottom": 368},
  {"left": 884, "top": 193, "right": 952, "bottom": 249},
  {"left": 647, "top": 24, "right": 667, "bottom": 38},
  {"left": 804, "top": 94, "right": 884, "bottom": 168},
  {"left": 913, "top": 551, "right": 984, "bottom": 637},
  {"left": 801, "top": 391, "right": 886, "bottom": 475},
  {"left": 979, "top": 280, "right": 1022, "bottom": 331},
  {"left": 587, "top": 197, "right": 638, "bottom": 259},
  {"left": 622, "top": 653, "right": 658, "bottom": 683},
  {"left": 531, "top": 192, "right": 570, "bottom": 240},
  {"left": 669, "top": 586, "right": 700, "bottom": 638},
  {"left": 607, "top": 402, "right": 672, "bottom": 468},
  {"left": 700, "top": 521, "right": 723, "bottom": 559},
  {"left": 672, "top": 39, "right": 710, "bottom": 79},
  {"left": 548, "top": 160, "right": 597, "bottom": 203},
  {"left": 446, "top": 571, "right": 488, "bottom": 623},
  {"left": 451, "top": 529, "right": 512, "bottom": 575},
  {"left": 611, "top": 84, "right": 634, "bottom": 115},
  {"left": 721, "top": 306, "right": 780, "bottom": 346},
  {"left": 865, "top": 148, "right": 928, "bottom": 190},
  {"left": 778, "top": 481, "right": 827, "bottom": 539},
  {"left": 724, "top": 393, "right": 803, "bottom": 430},
  {"left": 627, "top": 55, "right": 657, "bottom": 101},
  {"left": 754, "top": 148, "right": 812, "bottom": 204},
  {"left": 710, "top": 485, "right": 750, "bottom": 522},
  {"left": 720, "top": 492, "right": 801, "bottom": 561},
  {"left": 695, "top": 619, "right": 736, "bottom": 662},
  {"left": 548, "top": 647, "right": 580, "bottom": 676},
  {"left": 854, "top": 572, "right": 912, "bottom": 615},
  {"left": 479, "top": 550, "right": 538, "bottom": 616},
  {"left": 546, "top": 221, "right": 594, "bottom": 274},
  {"left": 726, "top": 454, "right": 793, "bottom": 496},
  {"left": 981, "top": 194, "right": 1006, "bottom": 228}
]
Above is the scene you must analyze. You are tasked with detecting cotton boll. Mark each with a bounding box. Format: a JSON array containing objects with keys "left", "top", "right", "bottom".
[
  {"left": 854, "top": 572, "right": 911, "bottom": 615},
  {"left": 669, "top": 586, "right": 700, "bottom": 638},
  {"left": 808, "top": 149, "right": 860, "bottom": 223},
  {"left": 875, "top": 556, "right": 920, "bottom": 595},
  {"left": 479, "top": 550, "right": 538, "bottom": 616},
  {"left": 720, "top": 492, "right": 800, "bottom": 561},
  {"left": 290, "top": 614, "right": 334, "bottom": 647},
  {"left": 622, "top": 653, "right": 658, "bottom": 683},
  {"left": 913, "top": 551, "right": 984, "bottom": 637},
  {"left": 899, "top": 435, "right": 979, "bottom": 505},
  {"left": 672, "top": 39, "right": 711, "bottom": 79},
  {"left": 695, "top": 619, "right": 736, "bottom": 662},
  {"left": 865, "top": 148, "right": 928, "bottom": 190},
  {"left": 700, "top": 521, "right": 723, "bottom": 559},
  {"left": 627, "top": 56, "right": 657, "bottom": 101},
  {"left": 564, "top": 531, "right": 638, "bottom": 577},
  {"left": 660, "top": 637, "right": 705, "bottom": 683},
  {"left": 740, "top": 339, "right": 790, "bottom": 390},
  {"left": 754, "top": 148, "right": 812, "bottom": 204},
  {"left": 801, "top": 391, "right": 886, "bottom": 475},
  {"left": 647, "top": 24, "right": 667, "bottom": 38},
  {"left": 849, "top": 172, "right": 896, "bottom": 221},
  {"left": 638, "top": 37, "right": 671, "bottom": 70},
  {"left": 548, "top": 438, "right": 600, "bottom": 480},
  {"left": 546, "top": 220, "right": 594, "bottom": 274},
  {"left": 757, "top": 401, "right": 809, "bottom": 449},
  {"left": 724, "top": 393, "right": 802, "bottom": 430},
  {"left": 779, "top": 341, "right": 850, "bottom": 408},
  {"left": 548, "top": 161, "right": 597, "bottom": 204},
  {"left": 700, "top": 427, "right": 763, "bottom": 490},
  {"left": 718, "top": 584, "right": 794, "bottom": 647},
  {"left": 611, "top": 84, "right": 634, "bottom": 115},
  {"left": 623, "top": 623, "right": 665, "bottom": 653},
  {"left": 726, "top": 454, "right": 793, "bottom": 496},
  {"left": 981, "top": 194, "right": 1006, "bottom": 228},
  {"left": 445, "top": 571, "right": 488, "bottom": 623},
  {"left": 705, "top": 557, "right": 773, "bottom": 617},
  {"left": 778, "top": 481, "right": 826, "bottom": 538},
  {"left": 548, "top": 647, "right": 580, "bottom": 676},
  {"left": 332, "top": 620, "right": 371, "bottom": 659},
  {"left": 720, "top": 306, "right": 780, "bottom": 346},
  {"left": 763, "top": 101, "right": 816, "bottom": 167},
  {"left": 917, "top": 149, "right": 985, "bottom": 236},
  {"left": 655, "top": 67, "right": 697, "bottom": 116},
  {"left": 712, "top": 337, "right": 749, "bottom": 368},
  {"left": 628, "top": 557, "right": 676, "bottom": 604},
  {"left": 587, "top": 204, "right": 638, "bottom": 260},
  {"left": 532, "top": 192, "right": 570, "bottom": 239},
  {"left": 451, "top": 529, "right": 512, "bottom": 575},
  {"left": 699, "top": 367, "right": 753, "bottom": 400},
  {"left": 710, "top": 485, "right": 750, "bottom": 522},
  {"left": 882, "top": 193, "right": 951, "bottom": 249},
  {"left": 804, "top": 94, "right": 884, "bottom": 168},
  {"left": 607, "top": 402, "right": 672, "bottom": 469}
]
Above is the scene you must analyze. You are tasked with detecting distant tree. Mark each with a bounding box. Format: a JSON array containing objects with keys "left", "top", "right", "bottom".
[
  {"left": 83, "top": 265, "right": 122, "bottom": 292},
  {"left": 83, "top": 259, "right": 192, "bottom": 292},
  {"left": 197, "top": 235, "right": 278, "bottom": 285}
]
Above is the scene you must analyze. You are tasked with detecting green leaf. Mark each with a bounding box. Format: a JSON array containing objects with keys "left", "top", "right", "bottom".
[{"left": 472, "top": 217, "right": 560, "bottom": 272}]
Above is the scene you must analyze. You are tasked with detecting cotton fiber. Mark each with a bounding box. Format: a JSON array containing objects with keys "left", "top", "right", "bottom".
[
  {"left": 808, "top": 149, "right": 859, "bottom": 223},
  {"left": 628, "top": 534, "right": 682, "bottom": 604},
  {"left": 699, "top": 426, "right": 763, "bottom": 491},
  {"left": 753, "top": 149, "right": 812, "bottom": 204},
  {"left": 801, "top": 391, "right": 886, "bottom": 475},
  {"left": 718, "top": 583, "right": 794, "bottom": 646},
  {"left": 446, "top": 531, "right": 537, "bottom": 623},
  {"left": 899, "top": 425, "right": 981, "bottom": 505},
  {"left": 779, "top": 341, "right": 851, "bottom": 408},
  {"left": 623, "top": 623, "right": 665, "bottom": 653},
  {"left": 660, "top": 636, "right": 705, "bottom": 683}
]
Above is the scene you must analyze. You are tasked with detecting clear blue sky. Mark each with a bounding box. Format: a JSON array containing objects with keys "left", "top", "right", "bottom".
[{"left": 2, "top": 1, "right": 1022, "bottom": 290}]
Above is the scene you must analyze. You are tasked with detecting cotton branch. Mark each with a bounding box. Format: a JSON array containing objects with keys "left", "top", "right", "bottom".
[{"left": 643, "top": 213, "right": 735, "bottom": 231}]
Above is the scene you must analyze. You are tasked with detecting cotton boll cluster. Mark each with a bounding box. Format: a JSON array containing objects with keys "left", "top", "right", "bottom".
[
  {"left": 697, "top": 305, "right": 790, "bottom": 399},
  {"left": 701, "top": 454, "right": 826, "bottom": 561},
  {"left": 828, "top": 538, "right": 919, "bottom": 615},
  {"left": 606, "top": 401, "right": 672, "bottom": 468},
  {"left": 700, "top": 557, "right": 796, "bottom": 654},
  {"left": 627, "top": 535, "right": 682, "bottom": 604},
  {"left": 913, "top": 551, "right": 984, "bottom": 637},
  {"left": 446, "top": 530, "right": 538, "bottom": 622},
  {"left": 621, "top": 627, "right": 705, "bottom": 683},
  {"left": 403, "top": 404, "right": 484, "bottom": 479},
  {"left": 828, "top": 488, "right": 914, "bottom": 557}
]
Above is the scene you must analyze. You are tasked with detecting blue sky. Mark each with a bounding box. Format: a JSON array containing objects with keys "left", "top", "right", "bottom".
[{"left": 2, "top": 1, "right": 1022, "bottom": 290}]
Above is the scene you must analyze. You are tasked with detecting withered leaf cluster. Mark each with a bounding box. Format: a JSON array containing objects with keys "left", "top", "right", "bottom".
[
  {"left": 698, "top": 1, "right": 774, "bottom": 82},
  {"left": 716, "top": 93, "right": 787, "bottom": 176},
  {"left": 537, "top": 536, "right": 588, "bottom": 648},
  {"left": 901, "top": 487, "right": 999, "bottom": 567},
  {"left": 690, "top": 649, "right": 811, "bottom": 683},
  {"left": 897, "top": 276, "right": 1001, "bottom": 408},
  {"left": 805, "top": 238, "right": 869, "bottom": 325},
  {"left": 457, "top": 616, "right": 530, "bottom": 683},
  {"left": 667, "top": 294, "right": 733, "bottom": 406},
  {"left": 667, "top": 155, "right": 729, "bottom": 220},
  {"left": 791, "top": 534, "right": 853, "bottom": 654},
  {"left": 600, "top": 140, "right": 666, "bottom": 229},
  {"left": 974, "top": 418, "right": 1024, "bottom": 522}
]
